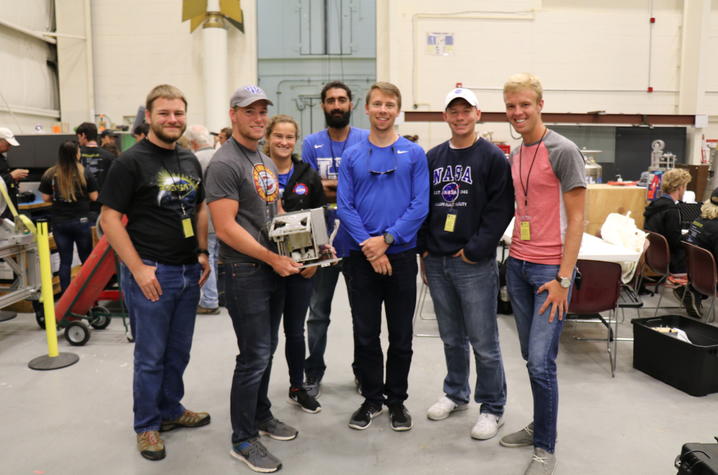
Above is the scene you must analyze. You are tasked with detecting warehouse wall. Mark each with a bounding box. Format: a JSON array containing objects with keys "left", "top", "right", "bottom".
[
  {"left": 0, "top": 0, "right": 60, "bottom": 133},
  {"left": 91, "top": 0, "right": 258, "bottom": 131},
  {"left": 376, "top": 0, "right": 717, "bottom": 161}
]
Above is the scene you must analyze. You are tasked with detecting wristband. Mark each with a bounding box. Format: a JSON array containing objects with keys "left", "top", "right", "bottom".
[{"left": 197, "top": 248, "right": 209, "bottom": 256}]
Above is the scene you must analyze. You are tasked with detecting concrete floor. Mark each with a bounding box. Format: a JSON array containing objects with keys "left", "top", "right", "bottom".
[{"left": 1, "top": 278, "right": 716, "bottom": 475}]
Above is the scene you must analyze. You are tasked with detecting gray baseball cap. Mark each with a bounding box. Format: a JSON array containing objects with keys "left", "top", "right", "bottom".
[{"left": 229, "top": 85, "right": 273, "bottom": 108}]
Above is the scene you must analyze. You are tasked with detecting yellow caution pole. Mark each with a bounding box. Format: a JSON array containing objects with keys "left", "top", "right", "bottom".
[
  {"left": 36, "top": 220, "right": 58, "bottom": 357},
  {"left": 28, "top": 219, "right": 78, "bottom": 370}
]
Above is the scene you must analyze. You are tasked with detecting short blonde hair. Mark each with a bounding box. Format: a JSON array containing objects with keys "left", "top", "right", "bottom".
[
  {"left": 661, "top": 168, "right": 691, "bottom": 194},
  {"left": 365, "top": 81, "right": 402, "bottom": 110},
  {"left": 503, "top": 73, "right": 543, "bottom": 103},
  {"left": 701, "top": 200, "right": 718, "bottom": 220},
  {"left": 145, "top": 84, "right": 187, "bottom": 111},
  {"left": 264, "top": 114, "right": 299, "bottom": 155}
]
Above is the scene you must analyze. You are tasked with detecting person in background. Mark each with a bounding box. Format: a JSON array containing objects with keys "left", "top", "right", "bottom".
[
  {"left": 683, "top": 187, "right": 718, "bottom": 318},
  {"left": 501, "top": 73, "right": 586, "bottom": 475},
  {"left": 338, "top": 81, "right": 429, "bottom": 432},
  {"left": 0, "top": 127, "right": 29, "bottom": 220},
  {"left": 133, "top": 123, "right": 150, "bottom": 142},
  {"left": 643, "top": 168, "right": 699, "bottom": 317},
  {"left": 100, "top": 129, "right": 120, "bottom": 157},
  {"left": 419, "top": 87, "right": 514, "bottom": 440},
  {"left": 265, "top": 114, "right": 325, "bottom": 414},
  {"left": 39, "top": 140, "right": 98, "bottom": 292},
  {"left": 76, "top": 122, "right": 115, "bottom": 222},
  {"left": 643, "top": 168, "right": 691, "bottom": 273},
  {"left": 100, "top": 84, "right": 211, "bottom": 462},
  {"left": 217, "top": 127, "right": 232, "bottom": 147},
  {"left": 186, "top": 124, "right": 220, "bottom": 315},
  {"left": 301, "top": 80, "right": 369, "bottom": 397}
]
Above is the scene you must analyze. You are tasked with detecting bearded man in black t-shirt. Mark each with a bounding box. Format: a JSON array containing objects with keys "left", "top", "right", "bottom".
[{"left": 99, "top": 85, "right": 211, "bottom": 462}]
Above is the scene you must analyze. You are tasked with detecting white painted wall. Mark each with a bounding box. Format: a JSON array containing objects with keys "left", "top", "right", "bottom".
[
  {"left": 0, "top": 0, "right": 59, "bottom": 134},
  {"left": 377, "top": 0, "right": 718, "bottom": 158},
  {"left": 91, "top": 0, "right": 257, "bottom": 132}
]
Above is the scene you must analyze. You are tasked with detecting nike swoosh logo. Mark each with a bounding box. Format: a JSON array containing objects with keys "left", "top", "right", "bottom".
[
  {"left": 397, "top": 150, "right": 408, "bottom": 154},
  {"left": 314, "top": 144, "right": 324, "bottom": 149}
]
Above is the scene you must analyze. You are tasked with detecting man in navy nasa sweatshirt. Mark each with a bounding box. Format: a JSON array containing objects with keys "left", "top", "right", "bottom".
[{"left": 418, "top": 87, "right": 514, "bottom": 441}]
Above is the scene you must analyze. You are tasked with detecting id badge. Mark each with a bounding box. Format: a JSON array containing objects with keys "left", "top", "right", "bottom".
[
  {"left": 181, "top": 214, "right": 194, "bottom": 238},
  {"left": 444, "top": 209, "right": 457, "bottom": 233},
  {"left": 519, "top": 216, "right": 531, "bottom": 241}
]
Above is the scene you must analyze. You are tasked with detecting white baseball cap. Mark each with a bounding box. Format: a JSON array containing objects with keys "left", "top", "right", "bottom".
[
  {"left": 0, "top": 128, "right": 19, "bottom": 146},
  {"left": 444, "top": 88, "right": 479, "bottom": 109}
]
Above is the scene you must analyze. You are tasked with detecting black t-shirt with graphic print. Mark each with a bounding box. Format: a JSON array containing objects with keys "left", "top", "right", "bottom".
[{"left": 99, "top": 138, "right": 204, "bottom": 265}]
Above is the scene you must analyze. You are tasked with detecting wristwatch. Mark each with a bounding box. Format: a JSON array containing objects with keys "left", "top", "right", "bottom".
[
  {"left": 555, "top": 273, "right": 571, "bottom": 289},
  {"left": 197, "top": 248, "right": 210, "bottom": 256},
  {"left": 383, "top": 232, "right": 395, "bottom": 246}
]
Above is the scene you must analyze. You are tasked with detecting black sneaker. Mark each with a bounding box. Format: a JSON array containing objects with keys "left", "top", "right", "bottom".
[
  {"left": 348, "top": 401, "right": 383, "bottom": 430},
  {"left": 387, "top": 403, "right": 413, "bottom": 432},
  {"left": 686, "top": 289, "right": 704, "bottom": 319},
  {"left": 288, "top": 388, "right": 321, "bottom": 414},
  {"left": 304, "top": 374, "right": 322, "bottom": 398}
]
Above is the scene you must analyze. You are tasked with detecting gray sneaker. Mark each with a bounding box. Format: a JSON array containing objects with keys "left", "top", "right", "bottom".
[
  {"left": 500, "top": 422, "right": 534, "bottom": 448},
  {"left": 230, "top": 437, "right": 281, "bottom": 473},
  {"left": 258, "top": 417, "right": 298, "bottom": 441},
  {"left": 524, "top": 448, "right": 556, "bottom": 475},
  {"left": 304, "top": 374, "right": 322, "bottom": 398}
]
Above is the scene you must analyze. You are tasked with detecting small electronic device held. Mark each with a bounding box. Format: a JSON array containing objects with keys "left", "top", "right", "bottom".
[{"left": 268, "top": 207, "right": 341, "bottom": 268}]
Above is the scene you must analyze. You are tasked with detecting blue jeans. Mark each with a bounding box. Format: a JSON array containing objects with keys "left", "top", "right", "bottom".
[
  {"left": 220, "top": 262, "right": 285, "bottom": 444},
  {"left": 198, "top": 233, "right": 219, "bottom": 308},
  {"left": 424, "top": 255, "right": 506, "bottom": 416},
  {"left": 120, "top": 260, "right": 201, "bottom": 433},
  {"left": 506, "top": 257, "right": 574, "bottom": 453},
  {"left": 305, "top": 261, "right": 345, "bottom": 379},
  {"left": 344, "top": 250, "right": 416, "bottom": 406},
  {"left": 282, "top": 274, "right": 313, "bottom": 388},
  {"left": 52, "top": 218, "right": 93, "bottom": 291}
]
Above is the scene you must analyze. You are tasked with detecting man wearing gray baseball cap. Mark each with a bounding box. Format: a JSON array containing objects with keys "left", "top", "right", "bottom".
[
  {"left": 0, "top": 128, "right": 29, "bottom": 220},
  {"left": 205, "top": 85, "right": 301, "bottom": 473}
]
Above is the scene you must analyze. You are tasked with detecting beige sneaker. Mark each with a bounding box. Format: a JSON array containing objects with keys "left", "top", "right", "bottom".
[
  {"left": 137, "top": 430, "right": 165, "bottom": 461},
  {"left": 160, "top": 409, "right": 211, "bottom": 432}
]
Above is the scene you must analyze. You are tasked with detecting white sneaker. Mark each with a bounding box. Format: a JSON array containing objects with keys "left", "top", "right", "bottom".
[
  {"left": 426, "top": 395, "right": 468, "bottom": 421},
  {"left": 470, "top": 412, "right": 504, "bottom": 440}
]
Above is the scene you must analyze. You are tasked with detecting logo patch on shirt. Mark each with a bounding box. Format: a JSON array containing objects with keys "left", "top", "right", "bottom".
[
  {"left": 441, "top": 182, "right": 460, "bottom": 202},
  {"left": 293, "top": 183, "right": 308, "bottom": 195},
  {"left": 252, "top": 164, "right": 279, "bottom": 202}
]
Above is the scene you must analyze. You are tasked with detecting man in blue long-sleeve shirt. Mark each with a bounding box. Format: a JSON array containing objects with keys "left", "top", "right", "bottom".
[
  {"left": 338, "top": 82, "right": 429, "bottom": 432},
  {"left": 418, "top": 87, "right": 514, "bottom": 441}
]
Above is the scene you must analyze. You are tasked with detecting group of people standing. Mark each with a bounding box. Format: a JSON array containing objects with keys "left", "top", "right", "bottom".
[{"left": 84, "top": 72, "right": 586, "bottom": 475}]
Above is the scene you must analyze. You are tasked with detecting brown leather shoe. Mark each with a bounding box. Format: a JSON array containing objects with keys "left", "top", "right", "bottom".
[
  {"left": 160, "top": 409, "right": 211, "bottom": 432},
  {"left": 137, "top": 430, "right": 165, "bottom": 461}
]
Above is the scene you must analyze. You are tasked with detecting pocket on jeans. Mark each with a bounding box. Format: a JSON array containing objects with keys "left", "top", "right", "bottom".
[{"left": 228, "top": 262, "right": 259, "bottom": 279}]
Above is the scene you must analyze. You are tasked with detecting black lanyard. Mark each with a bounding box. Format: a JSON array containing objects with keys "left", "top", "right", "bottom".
[
  {"left": 327, "top": 127, "right": 351, "bottom": 172},
  {"left": 518, "top": 128, "right": 547, "bottom": 208}
]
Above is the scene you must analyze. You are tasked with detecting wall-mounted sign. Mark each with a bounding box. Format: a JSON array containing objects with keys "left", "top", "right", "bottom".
[{"left": 426, "top": 32, "right": 454, "bottom": 56}]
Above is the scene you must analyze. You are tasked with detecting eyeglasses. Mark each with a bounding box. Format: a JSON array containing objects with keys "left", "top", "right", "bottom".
[{"left": 368, "top": 146, "right": 398, "bottom": 175}]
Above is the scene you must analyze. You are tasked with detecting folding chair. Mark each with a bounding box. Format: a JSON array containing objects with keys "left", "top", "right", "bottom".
[
  {"left": 682, "top": 242, "right": 717, "bottom": 322},
  {"left": 642, "top": 231, "right": 677, "bottom": 317},
  {"left": 413, "top": 279, "right": 439, "bottom": 338},
  {"left": 567, "top": 259, "right": 623, "bottom": 377}
]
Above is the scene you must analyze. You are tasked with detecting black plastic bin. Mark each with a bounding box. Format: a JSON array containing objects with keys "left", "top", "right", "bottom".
[{"left": 632, "top": 315, "right": 718, "bottom": 397}]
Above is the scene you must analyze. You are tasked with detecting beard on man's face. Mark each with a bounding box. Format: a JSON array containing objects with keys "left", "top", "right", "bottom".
[
  {"left": 151, "top": 122, "right": 187, "bottom": 144},
  {"left": 324, "top": 109, "right": 351, "bottom": 129}
]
